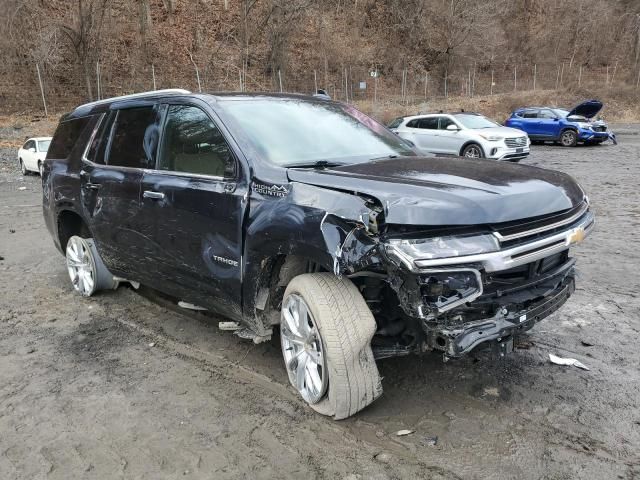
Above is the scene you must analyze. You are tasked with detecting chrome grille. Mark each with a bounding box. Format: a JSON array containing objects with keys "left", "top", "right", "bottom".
[{"left": 505, "top": 137, "right": 527, "bottom": 148}]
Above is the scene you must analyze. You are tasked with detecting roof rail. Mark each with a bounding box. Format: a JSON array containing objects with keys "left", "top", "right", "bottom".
[{"left": 75, "top": 89, "right": 191, "bottom": 111}]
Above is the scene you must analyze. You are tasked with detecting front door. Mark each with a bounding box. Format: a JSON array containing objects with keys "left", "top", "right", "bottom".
[
  {"left": 435, "top": 116, "right": 463, "bottom": 154},
  {"left": 80, "top": 104, "right": 164, "bottom": 279},
  {"left": 139, "top": 102, "right": 247, "bottom": 319}
]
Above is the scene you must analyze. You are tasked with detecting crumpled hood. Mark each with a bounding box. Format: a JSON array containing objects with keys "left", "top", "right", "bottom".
[
  {"left": 567, "top": 100, "right": 603, "bottom": 119},
  {"left": 286, "top": 156, "right": 585, "bottom": 226}
]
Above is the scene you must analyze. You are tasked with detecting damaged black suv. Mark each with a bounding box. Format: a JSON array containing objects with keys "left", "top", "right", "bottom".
[{"left": 43, "top": 89, "right": 593, "bottom": 419}]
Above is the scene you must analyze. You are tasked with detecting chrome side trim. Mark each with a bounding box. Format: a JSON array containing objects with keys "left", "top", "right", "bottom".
[
  {"left": 412, "top": 212, "right": 594, "bottom": 272},
  {"left": 493, "top": 202, "right": 589, "bottom": 242}
]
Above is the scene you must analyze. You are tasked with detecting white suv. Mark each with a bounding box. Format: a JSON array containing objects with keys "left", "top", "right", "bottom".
[{"left": 389, "top": 113, "right": 530, "bottom": 162}]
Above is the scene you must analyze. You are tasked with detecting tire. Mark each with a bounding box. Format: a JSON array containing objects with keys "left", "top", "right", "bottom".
[
  {"left": 20, "top": 159, "right": 27, "bottom": 175},
  {"left": 280, "top": 273, "right": 382, "bottom": 419},
  {"left": 559, "top": 130, "right": 577, "bottom": 147},
  {"left": 462, "top": 143, "right": 484, "bottom": 158},
  {"left": 38, "top": 161, "right": 43, "bottom": 176},
  {"left": 65, "top": 235, "right": 117, "bottom": 296}
]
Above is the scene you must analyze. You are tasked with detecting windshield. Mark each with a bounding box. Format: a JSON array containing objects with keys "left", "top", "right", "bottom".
[
  {"left": 454, "top": 114, "right": 499, "bottom": 129},
  {"left": 552, "top": 109, "right": 570, "bottom": 118},
  {"left": 221, "top": 99, "right": 415, "bottom": 166},
  {"left": 37, "top": 140, "right": 51, "bottom": 152}
]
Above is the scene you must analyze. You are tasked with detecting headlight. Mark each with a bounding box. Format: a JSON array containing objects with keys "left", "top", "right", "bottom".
[
  {"left": 385, "top": 233, "right": 500, "bottom": 266},
  {"left": 576, "top": 122, "right": 592, "bottom": 130},
  {"left": 479, "top": 134, "right": 503, "bottom": 141}
]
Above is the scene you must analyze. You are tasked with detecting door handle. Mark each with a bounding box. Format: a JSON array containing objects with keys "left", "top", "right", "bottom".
[
  {"left": 85, "top": 182, "right": 101, "bottom": 190},
  {"left": 143, "top": 190, "right": 165, "bottom": 200}
]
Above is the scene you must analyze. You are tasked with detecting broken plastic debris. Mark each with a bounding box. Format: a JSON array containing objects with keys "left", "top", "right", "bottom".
[
  {"left": 395, "top": 429, "right": 414, "bottom": 436},
  {"left": 422, "top": 436, "right": 438, "bottom": 446},
  {"left": 18, "top": 186, "right": 26, "bottom": 191},
  {"left": 549, "top": 353, "right": 590, "bottom": 371},
  {"left": 148, "top": 342, "right": 155, "bottom": 347},
  {"left": 178, "top": 301, "right": 207, "bottom": 311}
]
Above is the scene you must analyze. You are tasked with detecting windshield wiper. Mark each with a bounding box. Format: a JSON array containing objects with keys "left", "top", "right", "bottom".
[{"left": 285, "top": 160, "right": 346, "bottom": 169}]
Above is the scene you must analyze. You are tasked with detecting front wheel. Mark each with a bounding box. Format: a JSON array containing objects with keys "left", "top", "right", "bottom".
[
  {"left": 38, "top": 161, "right": 44, "bottom": 176},
  {"left": 462, "top": 143, "right": 484, "bottom": 158},
  {"left": 20, "top": 159, "right": 27, "bottom": 175},
  {"left": 280, "top": 273, "right": 382, "bottom": 419},
  {"left": 560, "top": 130, "right": 577, "bottom": 147}
]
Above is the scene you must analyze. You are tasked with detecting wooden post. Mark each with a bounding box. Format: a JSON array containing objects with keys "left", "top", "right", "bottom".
[
  {"left": 606, "top": 65, "right": 609, "bottom": 86},
  {"left": 278, "top": 69, "right": 283, "bottom": 93},
  {"left": 578, "top": 65, "right": 582, "bottom": 87},
  {"left": 444, "top": 69, "right": 448, "bottom": 98},
  {"left": 424, "top": 72, "right": 428, "bottom": 99},
  {"left": 533, "top": 64, "right": 536, "bottom": 91},
  {"left": 35, "top": 63, "right": 48, "bottom": 117},
  {"left": 490, "top": 69, "right": 494, "bottom": 95},
  {"left": 239, "top": 70, "right": 243, "bottom": 91},
  {"left": 96, "top": 61, "right": 101, "bottom": 100},
  {"left": 611, "top": 60, "right": 618, "bottom": 87},
  {"left": 559, "top": 62, "right": 564, "bottom": 88},
  {"left": 555, "top": 64, "right": 560, "bottom": 90},
  {"left": 152, "top": 64, "right": 157, "bottom": 90},
  {"left": 468, "top": 69, "right": 471, "bottom": 96},
  {"left": 314, "top": 70, "right": 317, "bottom": 93},
  {"left": 514, "top": 65, "right": 517, "bottom": 92}
]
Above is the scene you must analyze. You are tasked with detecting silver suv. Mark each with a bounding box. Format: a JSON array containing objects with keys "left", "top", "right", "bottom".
[{"left": 389, "top": 112, "right": 530, "bottom": 162}]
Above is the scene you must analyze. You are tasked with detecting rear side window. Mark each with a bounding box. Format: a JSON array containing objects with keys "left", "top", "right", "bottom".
[
  {"left": 158, "top": 105, "right": 235, "bottom": 178},
  {"left": 522, "top": 110, "right": 538, "bottom": 119},
  {"left": 106, "top": 105, "right": 162, "bottom": 169},
  {"left": 417, "top": 117, "right": 438, "bottom": 129},
  {"left": 47, "top": 117, "right": 91, "bottom": 159}
]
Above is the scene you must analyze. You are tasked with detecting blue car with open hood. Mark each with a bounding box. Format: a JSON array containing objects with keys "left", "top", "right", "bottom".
[{"left": 505, "top": 100, "right": 616, "bottom": 147}]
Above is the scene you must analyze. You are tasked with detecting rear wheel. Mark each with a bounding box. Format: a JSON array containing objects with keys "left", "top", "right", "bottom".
[
  {"left": 280, "top": 273, "right": 382, "bottom": 419},
  {"left": 560, "top": 130, "right": 577, "bottom": 147},
  {"left": 462, "top": 143, "right": 484, "bottom": 158},
  {"left": 65, "top": 236, "right": 117, "bottom": 296}
]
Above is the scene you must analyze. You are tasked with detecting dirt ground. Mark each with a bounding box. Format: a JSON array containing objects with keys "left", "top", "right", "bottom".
[{"left": 1, "top": 122, "right": 639, "bottom": 480}]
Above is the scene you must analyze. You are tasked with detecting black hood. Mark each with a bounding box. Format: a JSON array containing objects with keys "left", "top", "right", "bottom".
[
  {"left": 567, "top": 99, "right": 603, "bottom": 119},
  {"left": 286, "top": 157, "right": 585, "bottom": 226}
]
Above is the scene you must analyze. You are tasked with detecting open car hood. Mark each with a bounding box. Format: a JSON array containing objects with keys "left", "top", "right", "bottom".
[
  {"left": 286, "top": 157, "right": 585, "bottom": 226},
  {"left": 567, "top": 100, "right": 603, "bottom": 119}
]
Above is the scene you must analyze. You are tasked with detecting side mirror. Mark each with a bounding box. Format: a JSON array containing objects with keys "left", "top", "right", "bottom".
[
  {"left": 446, "top": 124, "right": 459, "bottom": 131},
  {"left": 28, "top": 147, "right": 36, "bottom": 153}
]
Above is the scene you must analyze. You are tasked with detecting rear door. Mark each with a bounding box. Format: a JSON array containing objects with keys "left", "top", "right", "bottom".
[
  {"left": 80, "top": 103, "right": 164, "bottom": 278},
  {"left": 23, "top": 140, "right": 37, "bottom": 170},
  {"left": 519, "top": 109, "right": 539, "bottom": 136},
  {"left": 138, "top": 100, "right": 247, "bottom": 318}
]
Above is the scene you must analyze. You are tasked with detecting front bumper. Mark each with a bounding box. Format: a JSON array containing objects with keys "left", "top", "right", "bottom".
[
  {"left": 488, "top": 146, "right": 530, "bottom": 161},
  {"left": 429, "top": 272, "right": 574, "bottom": 358},
  {"left": 578, "top": 128, "right": 614, "bottom": 143}
]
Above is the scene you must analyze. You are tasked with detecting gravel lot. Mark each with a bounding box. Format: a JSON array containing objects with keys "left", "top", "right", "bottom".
[{"left": 1, "top": 123, "right": 639, "bottom": 479}]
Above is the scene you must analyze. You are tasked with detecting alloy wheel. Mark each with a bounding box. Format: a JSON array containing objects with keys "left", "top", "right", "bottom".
[
  {"left": 66, "top": 237, "right": 97, "bottom": 296},
  {"left": 561, "top": 131, "right": 576, "bottom": 146},
  {"left": 281, "top": 293, "right": 328, "bottom": 404},
  {"left": 464, "top": 145, "right": 482, "bottom": 158}
]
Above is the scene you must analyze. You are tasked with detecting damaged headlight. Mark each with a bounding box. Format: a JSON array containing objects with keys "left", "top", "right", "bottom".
[
  {"left": 419, "top": 269, "right": 483, "bottom": 314},
  {"left": 385, "top": 234, "right": 499, "bottom": 267}
]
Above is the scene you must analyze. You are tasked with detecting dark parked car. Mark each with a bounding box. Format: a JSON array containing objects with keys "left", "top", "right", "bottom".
[
  {"left": 505, "top": 99, "right": 615, "bottom": 146},
  {"left": 43, "top": 89, "right": 594, "bottom": 418}
]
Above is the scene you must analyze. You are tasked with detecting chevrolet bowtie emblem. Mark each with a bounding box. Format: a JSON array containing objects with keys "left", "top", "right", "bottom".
[{"left": 568, "top": 227, "right": 586, "bottom": 244}]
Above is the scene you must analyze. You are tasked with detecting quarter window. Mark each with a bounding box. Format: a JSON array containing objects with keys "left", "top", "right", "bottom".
[
  {"left": 107, "top": 106, "right": 162, "bottom": 169},
  {"left": 158, "top": 105, "right": 235, "bottom": 178}
]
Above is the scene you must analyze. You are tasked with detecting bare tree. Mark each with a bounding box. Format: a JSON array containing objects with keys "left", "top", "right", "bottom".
[{"left": 59, "top": 0, "right": 110, "bottom": 100}]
